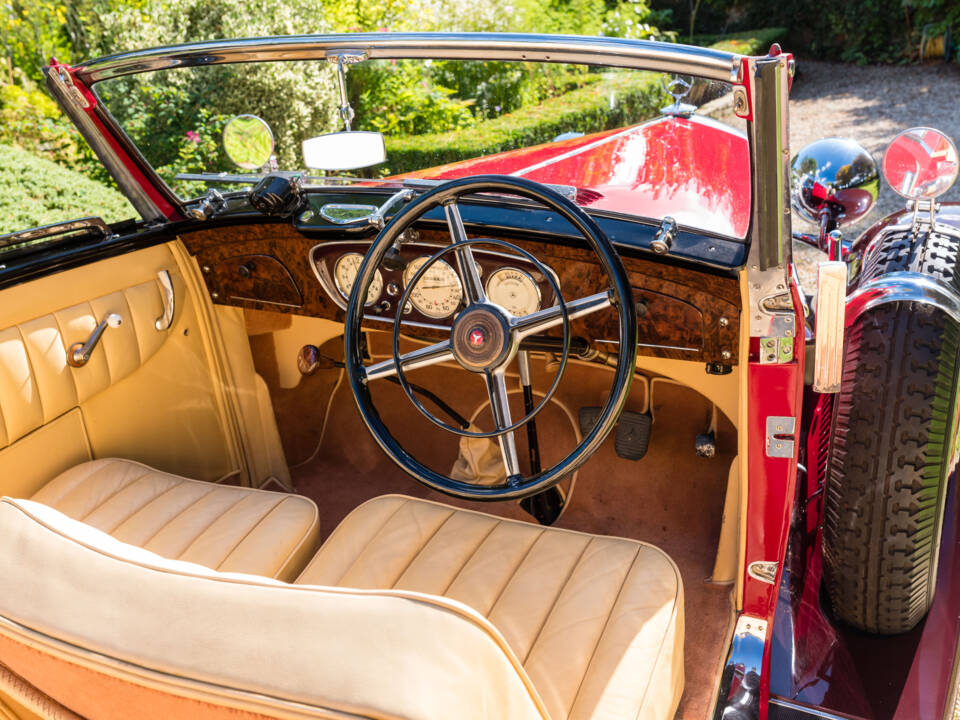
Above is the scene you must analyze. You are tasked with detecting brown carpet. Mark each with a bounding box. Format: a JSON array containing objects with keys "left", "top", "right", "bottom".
[{"left": 255, "top": 331, "right": 734, "bottom": 720}]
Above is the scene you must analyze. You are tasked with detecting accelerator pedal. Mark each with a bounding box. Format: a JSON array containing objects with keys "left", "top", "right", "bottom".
[{"left": 615, "top": 411, "right": 652, "bottom": 460}]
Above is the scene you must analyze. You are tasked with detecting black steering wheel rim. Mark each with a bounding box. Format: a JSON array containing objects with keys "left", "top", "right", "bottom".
[{"left": 344, "top": 175, "right": 638, "bottom": 500}]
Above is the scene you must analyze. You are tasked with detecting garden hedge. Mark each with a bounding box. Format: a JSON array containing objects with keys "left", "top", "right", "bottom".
[
  {"left": 0, "top": 144, "right": 134, "bottom": 234},
  {"left": 385, "top": 28, "right": 785, "bottom": 174}
]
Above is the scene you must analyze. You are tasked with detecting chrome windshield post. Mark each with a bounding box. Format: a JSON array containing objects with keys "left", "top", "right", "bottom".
[{"left": 745, "top": 51, "right": 797, "bottom": 363}]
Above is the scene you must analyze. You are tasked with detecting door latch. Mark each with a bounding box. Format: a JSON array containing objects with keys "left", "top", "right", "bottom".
[{"left": 765, "top": 416, "right": 796, "bottom": 458}]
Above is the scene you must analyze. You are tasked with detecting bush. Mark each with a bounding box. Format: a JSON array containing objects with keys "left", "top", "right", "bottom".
[
  {"left": 384, "top": 29, "right": 786, "bottom": 174},
  {"left": 690, "top": 27, "right": 786, "bottom": 54},
  {"left": 0, "top": 144, "right": 134, "bottom": 234}
]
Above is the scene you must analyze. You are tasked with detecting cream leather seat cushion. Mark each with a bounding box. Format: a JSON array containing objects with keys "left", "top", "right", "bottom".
[
  {"left": 297, "top": 495, "right": 685, "bottom": 720},
  {"left": 30, "top": 458, "right": 319, "bottom": 581},
  {"left": 0, "top": 498, "right": 548, "bottom": 720}
]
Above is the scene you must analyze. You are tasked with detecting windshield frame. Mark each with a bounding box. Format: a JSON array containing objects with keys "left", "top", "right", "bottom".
[{"left": 45, "top": 32, "right": 791, "bottom": 272}]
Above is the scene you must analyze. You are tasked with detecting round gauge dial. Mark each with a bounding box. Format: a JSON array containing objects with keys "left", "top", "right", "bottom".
[
  {"left": 485, "top": 267, "right": 541, "bottom": 316},
  {"left": 403, "top": 257, "right": 463, "bottom": 319},
  {"left": 334, "top": 253, "right": 382, "bottom": 306}
]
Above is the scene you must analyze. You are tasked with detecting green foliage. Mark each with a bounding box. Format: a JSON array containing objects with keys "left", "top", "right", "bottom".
[
  {"left": 383, "top": 29, "right": 786, "bottom": 174},
  {"left": 0, "top": 144, "right": 134, "bottom": 234},
  {"left": 0, "top": 71, "right": 109, "bottom": 183},
  {"left": 353, "top": 61, "right": 476, "bottom": 135},
  {"left": 727, "top": 0, "right": 958, "bottom": 64},
  {"left": 690, "top": 27, "right": 786, "bottom": 54}
]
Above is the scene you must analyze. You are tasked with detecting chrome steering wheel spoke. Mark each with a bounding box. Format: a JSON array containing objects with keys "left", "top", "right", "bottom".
[
  {"left": 512, "top": 290, "right": 612, "bottom": 339},
  {"left": 485, "top": 370, "right": 521, "bottom": 480},
  {"left": 444, "top": 201, "right": 486, "bottom": 304},
  {"left": 364, "top": 340, "right": 454, "bottom": 381}
]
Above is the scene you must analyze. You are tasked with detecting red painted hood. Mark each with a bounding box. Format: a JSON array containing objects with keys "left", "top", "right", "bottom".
[{"left": 401, "top": 115, "right": 751, "bottom": 239}]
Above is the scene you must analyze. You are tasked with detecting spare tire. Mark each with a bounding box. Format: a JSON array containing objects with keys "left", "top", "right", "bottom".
[{"left": 823, "top": 224, "right": 960, "bottom": 634}]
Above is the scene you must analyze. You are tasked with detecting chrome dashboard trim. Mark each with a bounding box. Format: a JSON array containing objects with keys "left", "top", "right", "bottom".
[{"left": 76, "top": 33, "right": 742, "bottom": 85}]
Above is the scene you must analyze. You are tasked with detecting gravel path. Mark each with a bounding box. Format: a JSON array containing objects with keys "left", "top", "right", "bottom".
[{"left": 787, "top": 59, "right": 960, "bottom": 285}]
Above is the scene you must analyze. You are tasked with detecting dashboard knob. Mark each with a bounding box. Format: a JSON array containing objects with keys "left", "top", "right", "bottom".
[
  {"left": 297, "top": 345, "right": 321, "bottom": 376},
  {"left": 297, "top": 345, "right": 339, "bottom": 376}
]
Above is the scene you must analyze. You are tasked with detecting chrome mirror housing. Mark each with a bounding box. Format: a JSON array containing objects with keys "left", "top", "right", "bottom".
[
  {"left": 882, "top": 127, "right": 958, "bottom": 201},
  {"left": 791, "top": 138, "right": 879, "bottom": 228},
  {"left": 222, "top": 115, "right": 275, "bottom": 171}
]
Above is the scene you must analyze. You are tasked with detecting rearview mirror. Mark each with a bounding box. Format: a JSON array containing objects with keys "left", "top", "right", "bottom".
[
  {"left": 223, "top": 115, "right": 275, "bottom": 170},
  {"left": 882, "top": 127, "right": 958, "bottom": 200},
  {"left": 302, "top": 131, "right": 386, "bottom": 172}
]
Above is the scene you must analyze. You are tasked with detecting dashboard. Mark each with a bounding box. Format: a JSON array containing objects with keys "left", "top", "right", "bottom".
[{"left": 180, "top": 219, "right": 741, "bottom": 365}]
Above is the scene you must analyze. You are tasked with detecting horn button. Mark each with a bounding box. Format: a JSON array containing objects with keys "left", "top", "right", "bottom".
[{"left": 451, "top": 306, "right": 512, "bottom": 372}]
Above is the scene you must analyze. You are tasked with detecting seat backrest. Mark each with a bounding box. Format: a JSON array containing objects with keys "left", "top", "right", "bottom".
[{"left": 0, "top": 498, "right": 548, "bottom": 720}]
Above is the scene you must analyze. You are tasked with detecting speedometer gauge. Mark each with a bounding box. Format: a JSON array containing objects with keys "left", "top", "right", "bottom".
[
  {"left": 486, "top": 267, "right": 541, "bottom": 316},
  {"left": 403, "top": 257, "right": 463, "bottom": 318},
  {"left": 334, "top": 253, "right": 382, "bottom": 306}
]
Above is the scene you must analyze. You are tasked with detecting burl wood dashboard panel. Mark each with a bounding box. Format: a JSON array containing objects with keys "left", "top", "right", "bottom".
[{"left": 180, "top": 222, "right": 741, "bottom": 364}]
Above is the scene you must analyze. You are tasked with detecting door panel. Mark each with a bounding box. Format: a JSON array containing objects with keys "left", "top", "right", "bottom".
[{"left": 0, "top": 242, "right": 258, "bottom": 497}]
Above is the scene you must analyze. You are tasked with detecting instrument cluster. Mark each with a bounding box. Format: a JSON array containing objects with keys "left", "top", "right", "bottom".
[{"left": 310, "top": 239, "right": 555, "bottom": 328}]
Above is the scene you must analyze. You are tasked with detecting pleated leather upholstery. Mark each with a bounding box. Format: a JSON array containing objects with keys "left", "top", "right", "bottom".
[
  {"left": 296, "top": 495, "right": 684, "bottom": 720},
  {"left": 31, "top": 459, "right": 319, "bottom": 581},
  {"left": 0, "top": 277, "right": 171, "bottom": 450}
]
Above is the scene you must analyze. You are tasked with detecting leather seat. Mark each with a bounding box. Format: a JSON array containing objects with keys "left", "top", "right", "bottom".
[
  {"left": 297, "top": 495, "right": 685, "bottom": 720},
  {"left": 30, "top": 458, "right": 319, "bottom": 581},
  {"left": 8, "top": 474, "right": 682, "bottom": 719}
]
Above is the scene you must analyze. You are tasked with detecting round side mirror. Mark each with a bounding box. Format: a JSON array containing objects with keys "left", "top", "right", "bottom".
[
  {"left": 882, "top": 127, "right": 958, "bottom": 200},
  {"left": 222, "top": 115, "right": 275, "bottom": 170},
  {"left": 791, "top": 138, "right": 879, "bottom": 227}
]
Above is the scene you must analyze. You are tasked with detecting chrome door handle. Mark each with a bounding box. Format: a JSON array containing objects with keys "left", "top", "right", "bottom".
[
  {"left": 68, "top": 313, "right": 122, "bottom": 367},
  {"left": 155, "top": 269, "right": 175, "bottom": 331}
]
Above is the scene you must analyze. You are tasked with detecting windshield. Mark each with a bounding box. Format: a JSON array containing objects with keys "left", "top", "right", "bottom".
[{"left": 95, "top": 58, "right": 749, "bottom": 238}]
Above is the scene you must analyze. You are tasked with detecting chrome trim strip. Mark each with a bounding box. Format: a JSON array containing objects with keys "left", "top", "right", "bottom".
[
  {"left": 76, "top": 33, "right": 742, "bottom": 84},
  {"left": 768, "top": 698, "right": 859, "bottom": 720},
  {"left": 0, "top": 216, "right": 112, "bottom": 249},
  {"left": 712, "top": 614, "right": 767, "bottom": 720}
]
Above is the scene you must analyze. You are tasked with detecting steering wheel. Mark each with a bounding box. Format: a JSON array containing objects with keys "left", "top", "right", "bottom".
[{"left": 344, "top": 175, "right": 637, "bottom": 500}]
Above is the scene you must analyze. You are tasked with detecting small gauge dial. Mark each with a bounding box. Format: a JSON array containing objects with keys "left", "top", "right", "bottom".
[
  {"left": 485, "top": 267, "right": 541, "bottom": 316},
  {"left": 334, "top": 253, "right": 382, "bottom": 306},
  {"left": 403, "top": 257, "right": 463, "bottom": 318}
]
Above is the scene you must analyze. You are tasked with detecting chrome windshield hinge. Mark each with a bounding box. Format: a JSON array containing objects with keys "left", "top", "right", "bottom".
[
  {"left": 48, "top": 66, "right": 90, "bottom": 109},
  {"left": 766, "top": 416, "right": 796, "bottom": 458}
]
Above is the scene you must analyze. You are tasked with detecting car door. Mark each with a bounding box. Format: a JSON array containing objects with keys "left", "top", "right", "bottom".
[{"left": 0, "top": 230, "right": 290, "bottom": 500}]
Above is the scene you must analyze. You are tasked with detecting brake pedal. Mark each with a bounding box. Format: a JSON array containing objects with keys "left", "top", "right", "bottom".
[
  {"left": 578, "top": 406, "right": 602, "bottom": 437},
  {"left": 615, "top": 411, "right": 652, "bottom": 460}
]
